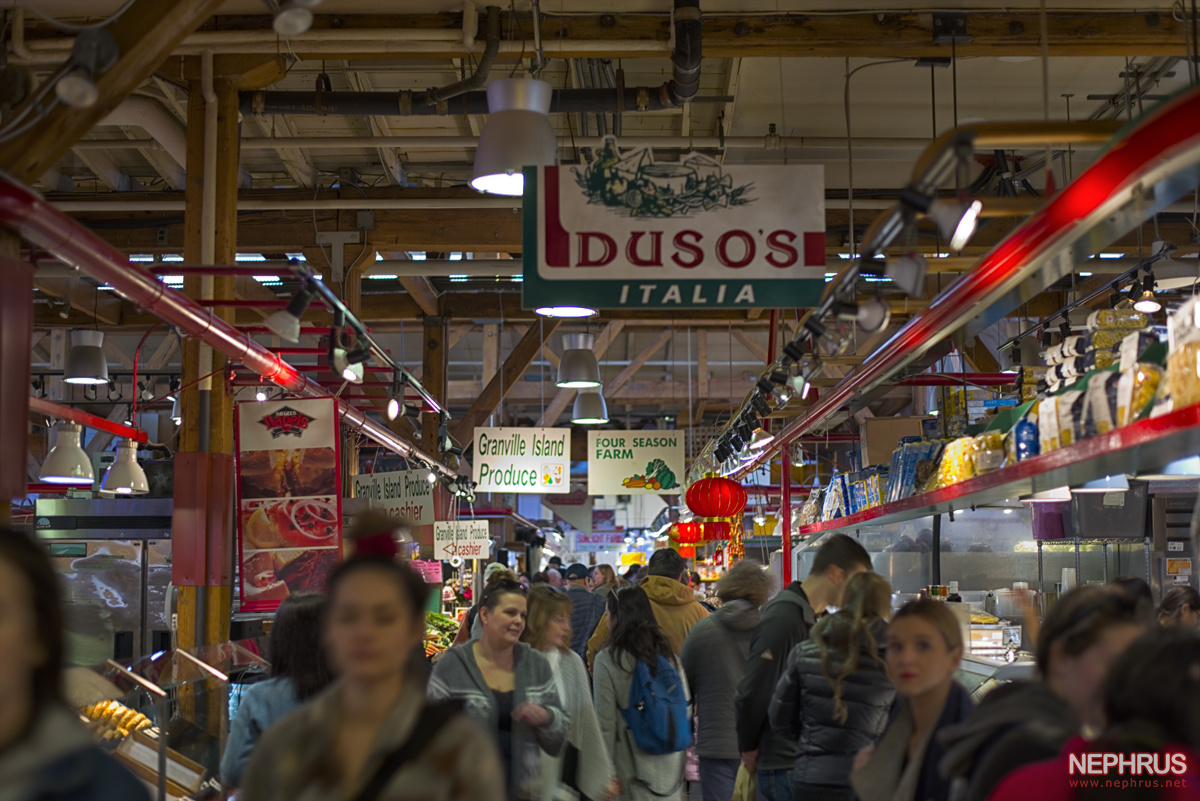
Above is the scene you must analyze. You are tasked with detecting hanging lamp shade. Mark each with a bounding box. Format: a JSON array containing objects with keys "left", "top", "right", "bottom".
[
  {"left": 470, "top": 78, "right": 558, "bottom": 196},
  {"left": 100, "top": 439, "right": 149, "bottom": 495},
  {"left": 557, "top": 333, "right": 602, "bottom": 388},
  {"left": 571, "top": 390, "right": 609, "bottom": 424},
  {"left": 64, "top": 330, "right": 109, "bottom": 385},
  {"left": 39, "top": 422, "right": 94, "bottom": 485},
  {"left": 686, "top": 475, "right": 748, "bottom": 519}
]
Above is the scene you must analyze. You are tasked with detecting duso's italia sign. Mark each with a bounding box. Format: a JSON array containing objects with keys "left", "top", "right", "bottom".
[
  {"left": 523, "top": 138, "right": 828, "bottom": 310},
  {"left": 471, "top": 427, "right": 571, "bottom": 493}
]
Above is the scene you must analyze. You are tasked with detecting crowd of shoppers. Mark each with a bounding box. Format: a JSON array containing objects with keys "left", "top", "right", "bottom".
[{"left": 8, "top": 521, "right": 1199, "bottom": 801}]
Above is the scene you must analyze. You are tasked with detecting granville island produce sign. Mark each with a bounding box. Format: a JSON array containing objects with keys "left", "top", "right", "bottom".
[{"left": 523, "top": 138, "right": 828, "bottom": 310}]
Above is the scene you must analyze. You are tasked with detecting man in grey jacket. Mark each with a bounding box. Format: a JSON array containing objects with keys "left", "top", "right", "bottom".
[
  {"left": 734, "top": 534, "right": 872, "bottom": 801},
  {"left": 564, "top": 563, "right": 607, "bottom": 661}
]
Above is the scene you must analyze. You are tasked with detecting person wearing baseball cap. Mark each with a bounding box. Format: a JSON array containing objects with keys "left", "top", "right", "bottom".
[{"left": 563, "top": 563, "right": 606, "bottom": 662}]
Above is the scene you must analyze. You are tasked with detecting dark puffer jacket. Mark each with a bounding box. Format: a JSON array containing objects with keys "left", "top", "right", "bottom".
[{"left": 768, "top": 614, "right": 895, "bottom": 787}]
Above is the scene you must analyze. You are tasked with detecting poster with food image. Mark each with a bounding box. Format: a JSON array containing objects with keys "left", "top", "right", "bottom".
[{"left": 236, "top": 398, "right": 342, "bottom": 612}]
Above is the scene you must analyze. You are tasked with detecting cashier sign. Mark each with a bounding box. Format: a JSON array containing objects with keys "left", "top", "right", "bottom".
[
  {"left": 434, "top": 520, "right": 492, "bottom": 560},
  {"left": 523, "top": 139, "right": 828, "bottom": 310}
]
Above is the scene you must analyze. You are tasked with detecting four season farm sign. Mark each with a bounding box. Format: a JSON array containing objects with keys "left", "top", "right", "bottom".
[{"left": 523, "top": 138, "right": 828, "bottom": 310}]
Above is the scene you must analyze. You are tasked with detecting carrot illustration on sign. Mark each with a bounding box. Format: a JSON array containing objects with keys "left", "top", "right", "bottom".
[{"left": 621, "top": 459, "right": 678, "bottom": 491}]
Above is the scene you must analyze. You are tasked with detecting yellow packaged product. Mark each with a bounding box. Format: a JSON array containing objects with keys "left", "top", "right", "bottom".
[
  {"left": 1116, "top": 363, "right": 1162, "bottom": 426},
  {"left": 931, "top": 437, "right": 975, "bottom": 490},
  {"left": 1039, "top": 396, "right": 1060, "bottom": 453},
  {"left": 1087, "top": 309, "right": 1150, "bottom": 330},
  {"left": 1089, "top": 329, "right": 1129, "bottom": 350},
  {"left": 1167, "top": 343, "right": 1200, "bottom": 410},
  {"left": 972, "top": 430, "right": 1005, "bottom": 473}
]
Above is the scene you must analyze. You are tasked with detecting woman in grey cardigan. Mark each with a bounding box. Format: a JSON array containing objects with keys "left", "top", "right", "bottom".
[
  {"left": 523, "top": 585, "right": 617, "bottom": 801},
  {"left": 594, "top": 586, "right": 691, "bottom": 801},
  {"left": 430, "top": 579, "right": 568, "bottom": 801}
]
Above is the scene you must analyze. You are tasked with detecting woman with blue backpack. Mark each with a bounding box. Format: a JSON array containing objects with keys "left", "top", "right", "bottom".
[{"left": 594, "top": 586, "right": 693, "bottom": 801}]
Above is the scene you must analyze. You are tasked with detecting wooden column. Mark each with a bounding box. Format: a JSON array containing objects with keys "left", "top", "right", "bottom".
[{"left": 422, "top": 318, "right": 448, "bottom": 456}]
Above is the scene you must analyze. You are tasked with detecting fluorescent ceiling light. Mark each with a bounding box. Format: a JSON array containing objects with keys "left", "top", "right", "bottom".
[{"left": 536, "top": 306, "right": 597, "bottom": 318}]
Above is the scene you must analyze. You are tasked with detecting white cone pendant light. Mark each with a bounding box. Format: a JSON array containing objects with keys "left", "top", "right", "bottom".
[
  {"left": 557, "top": 333, "right": 602, "bottom": 389},
  {"left": 39, "top": 423, "right": 95, "bottom": 485},
  {"left": 572, "top": 390, "right": 609, "bottom": 424},
  {"left": 101, "top": 439, "right": 149, "bottom": 495},
  {"left": 64, "top": 330, "right": 109, "bottom": 385},
  {"left": 471, "top": 79, "right": 558, "bottom": 196}
]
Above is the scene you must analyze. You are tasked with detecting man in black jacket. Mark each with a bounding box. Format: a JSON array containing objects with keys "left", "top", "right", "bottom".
[
  {"left": 563, "top": 563, "right": 606, "bottom": 661},
  {"left": 735, "top": 534, "right": 872, "bottom": 801}
]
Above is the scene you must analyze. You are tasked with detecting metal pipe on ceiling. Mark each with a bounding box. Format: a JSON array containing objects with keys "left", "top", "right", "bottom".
[{"left": 0, "top": 180, "right": 462, "bottom": 483}]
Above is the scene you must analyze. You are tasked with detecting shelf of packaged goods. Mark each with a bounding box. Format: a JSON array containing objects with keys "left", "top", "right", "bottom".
[{"left": 795, "top": 401, "right": 1200, "bottom": 537}]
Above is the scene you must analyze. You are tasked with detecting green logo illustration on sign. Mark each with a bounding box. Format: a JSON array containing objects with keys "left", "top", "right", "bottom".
[{"left": 523, "top": 138, "right": 828, "bottom": 310}]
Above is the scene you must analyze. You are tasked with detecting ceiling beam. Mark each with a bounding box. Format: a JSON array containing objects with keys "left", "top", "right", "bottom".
[
  {"left": 453, "top": 318, "right": 562, "bottom": 441},
  {"left": 35, "top": 279, "right": 123, "bottom": 325},
  {"left": 398, "top": 275, "right": 440, "bottom": 317},
  {"left": 730, "top": 328, "right": 768, "bottom": 365},
  {"left": 605, "top": 328, "right": 675, "bottom": 396},
  {"left": 0, "top": 0, "right": 229, "bottom": 183}
]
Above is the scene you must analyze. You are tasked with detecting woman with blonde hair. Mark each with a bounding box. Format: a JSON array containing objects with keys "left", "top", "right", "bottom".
[
  {"left": 592, "top": 564, "right": 621, "bottom": 596},
  {"left": 769, "top": 571, "right": 896, "bottom": 801},
  {"left": 522, "top": 585, "right": 617, "bottom": 801},
  {"left": 850, "top": 600, "right": 973, "bottom": 801}
]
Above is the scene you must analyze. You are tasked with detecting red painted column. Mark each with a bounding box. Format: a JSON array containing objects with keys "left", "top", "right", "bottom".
[{"left": 781, "top": 446, "right": 792, "bottom": 585}]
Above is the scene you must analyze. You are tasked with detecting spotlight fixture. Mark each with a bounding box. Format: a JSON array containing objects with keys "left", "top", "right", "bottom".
[
  {"left": 832, "top": 297, "right": 890, "bottom": 334},
  {"left": 255, "top": 384, "right": 270, "bottom": 402},
  {"left": 736, "top": 418, "right": 754, "bottom": 442},
  {"left": 782, "top": 339, "right": 807, "bottom": 365},
  {"left": 1132, "top": 273, "right": 1162, "bottom": 314},
  {"left": 265, "top": 277, "right": 320, "bottom": 343},
  {"left": 39, "top": 422, "right": 95, "bottom": 485},
  {"left": 930, "top": 199, "right": 983, "bottom": 251},
  {"left": 748, "top": 426, "right": 775, "bottom": 451},
  {"left": 386, "top": 379, "right": 406, "bottom": 421},
  {"left": 728, "top": 432, "right": 744, "bottom": 452},
  {"left": 55, "top": 28, "right": 119, "bottom": 109},
  {"left": 64, "top": 330, "right": 109, "bottom": 385},
  {"left": 273, "top": 0, "right": 323, "bottom": 36},
  {"left": 571, "top": 390, "right": 609, "bottom": 424},
  {"left": 471, "top": 79, "right": 558, "bottom": 196},
  {"left": 171, "top": 396, "right": 181, "bottom": 426},
  {"left": 139, "top": 381, "right": 155, "bottom": 403},
  {"left": 750, "top": 393, "right": 771, "bottom": 418},
  {"left": 330, "top": 330, "right": 370, "bottom": 385},
  {"left": 885, "top": 253, "right": 928, "bottom": 296},
  {"left": 557, "top": 333, "right": 602, "bottom": 389},
  {"left": 1059, "top": 319, "right": 1071, "bottom": 339},
  {"left": 426, "top": 470, "right": 438, "bottom": 484},
  {"left": 101, "top": 439, "right": 149, "bottom": 496}
]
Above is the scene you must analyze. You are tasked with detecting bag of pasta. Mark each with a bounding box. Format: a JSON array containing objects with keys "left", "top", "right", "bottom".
[
  {"left": 1168, "top": 296, "right": 1200, "bottom": 411},
  {"left": 1056, "top": 390, "right": 1086, "bottom": 448},
  {"left": 1116, "top": 363, "right": 1162, "bottom": 427},
  {"left": 1083, "top": 370, "right": 1121, "bottom": 438},
  {"left": 972, "top": 430, "right": 1005, "bottom": 474},
  {"left": 1088, "top": 309, "right": 1150, "bottom": 331}
]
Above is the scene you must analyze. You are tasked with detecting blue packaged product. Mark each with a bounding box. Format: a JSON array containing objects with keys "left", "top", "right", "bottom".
[{"left": 1014, "top": 417, "right": 1040, "bottom": 461}]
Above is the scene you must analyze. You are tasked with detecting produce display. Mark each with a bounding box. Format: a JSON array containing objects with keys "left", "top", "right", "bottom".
[
  {"left": 81, "top": 699, "right": 152, "bottom": 740},
  {"left": 425, "top": 611, "right": 458, "bottom": 657}
]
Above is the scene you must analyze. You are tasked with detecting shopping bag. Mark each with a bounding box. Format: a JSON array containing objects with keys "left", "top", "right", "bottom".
[{"left": 732, "top": 764, "right": 756, "bottom": 801}]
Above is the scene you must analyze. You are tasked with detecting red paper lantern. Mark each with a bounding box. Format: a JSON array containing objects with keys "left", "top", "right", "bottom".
[
  {"left": 686, "top": 476, "right": 748, "bottom": 519},
  {"left": 677, "top": 545, "right": 696, "bottom": 558},
  {"left": 702, "top": 520, "right": 731, "bottom": 541},
  {"left": 673, "top": 520, "right": 702, "bottom": 544}
]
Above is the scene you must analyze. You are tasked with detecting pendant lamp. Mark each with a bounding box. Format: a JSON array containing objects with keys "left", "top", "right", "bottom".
[
  {"left": 470, "top": 79, "right": 558, "bottom": 196},
  {"left": 64, "top": 330, "right": 109, "bottom": 385},
  {"left": 101, "top": 439, "right": 149, "bottom": 495},
  {"left": 39, "top": 422, "right": 95, "bottom": 485},
  {"left": 557, "top": 333, "right": 602, "bottom": 389},
  {"left": 572, "top": 390, "right": 609, "bottom": 424}
]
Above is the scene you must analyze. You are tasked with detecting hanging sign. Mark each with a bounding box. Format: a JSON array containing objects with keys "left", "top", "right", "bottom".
[
  {"left": 523, "top": 139, "right": 828, "bottom": 310},
  {"left": 587, "top": 430, "right": 684, "bottom": 495},
  {"left": 235, "top": 398, "right": 342, "bottom": 613},
  {"left": 434, "top": 520, "right": 493, "bottom": 560},
  {"left": 471, "top": 426, "right": 571, "bottom": 494},
  {"left": 575, "top": 531, "right": 626, "bottom": 552},
  {"left": 352, "top": 469, "right": 435, "bottom": 525}
]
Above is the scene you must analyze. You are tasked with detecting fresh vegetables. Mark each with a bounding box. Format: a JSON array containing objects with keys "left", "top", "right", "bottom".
[{"left": 424, "top": 611, "right": 457, "bottom": 657}]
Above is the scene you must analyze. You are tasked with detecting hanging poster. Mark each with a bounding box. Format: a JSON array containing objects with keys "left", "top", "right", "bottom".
[
  {"left": 575, "top": 531, "right": 626, "bottom": 552},
  {"left": 433, "top": 520, "right": 493, "bottom": 560},
  {"left": 471, "top": 426, "right": 571, "bottom": 494},
  {"left": 523, "top": 139, "right": 828, "bottom": 310},
  {"left": 235, "top": 398, "right": 342, "bottom": 613},
  {"left": 352, "top": 469, "right": 435, "bottom": 525},
  {"left": 587, "top": 430, "right": 684, "bottom": 495}
]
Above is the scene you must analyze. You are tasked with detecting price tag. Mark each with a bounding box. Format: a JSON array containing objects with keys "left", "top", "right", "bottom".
[
  {"left": 1119, "top": 332, "right": 1141, "bottom": 371},
  {"left": 1169, "top": 541, "right": 1185, "bottom": 552}
]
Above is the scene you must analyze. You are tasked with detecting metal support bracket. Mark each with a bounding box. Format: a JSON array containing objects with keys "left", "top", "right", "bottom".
[
  {"left": 932, "top": 13, "right": 971, "bottom": 44},
  {"left": 315, "top": 230, "right": 361, "bottom": 284}
]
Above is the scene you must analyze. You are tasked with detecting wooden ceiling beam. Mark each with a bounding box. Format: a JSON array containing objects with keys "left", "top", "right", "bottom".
[
  {"left": 34, "top": 279, "right": 123, "bottom": 325},
  {"left": 0, "top": 0, "right": 229, "bottom": 183}
]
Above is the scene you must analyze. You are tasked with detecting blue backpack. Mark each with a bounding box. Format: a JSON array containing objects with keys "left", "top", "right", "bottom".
[{"left": 620, "top": 655, "right": 692, "bottom": 755}]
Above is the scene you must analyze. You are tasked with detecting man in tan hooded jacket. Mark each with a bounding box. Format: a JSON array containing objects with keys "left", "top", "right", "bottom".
[{"left": 586, "top": 548, "right": 709, "bottom": 671}]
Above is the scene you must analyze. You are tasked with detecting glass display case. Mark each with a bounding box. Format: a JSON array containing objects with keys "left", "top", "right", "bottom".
[{"left": 67, "top": 640, "right": 269, "bottom": 800}]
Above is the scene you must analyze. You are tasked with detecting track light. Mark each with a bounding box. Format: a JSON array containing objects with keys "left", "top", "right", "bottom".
[
  {"left": 39, "top": 423, "right": 95, "bottom": 485},
  {"left": 886, "top": 254, "right": 928, "bottom": 296},
  {"left": 1133, "top": 273, "right": 1161, "bottom": 314},
  {"left": 728, "top": 432, "right": 744, "bottom": 452},
  {"left": 1059, "top": 319, "right": 1071, "bottom": 339},
  {"left": 256, "top": 384, "right": 270, "bottom": 402},
  {"left": 782, "top": 340, "right": 806, "bottom": 365},
  {"left": 427, "top": 470, "right": 438, "bottom": 484},
  {"left": 171, "top": 396, "right": 181, "bottom": 425},
  {"left": 748, "top": 426, "right": 775, "bottom": 451},
  {"left": 65, "top": 330, "right": 110, "bottom": 386},
  {"left": 266, "top": 277, "right": 319, "bottom": 343},
  {"left": 832, "top": 297, "right": 891, "bottom": 334},
  {"left": 929, "top": 199, "right": 983, "bottom": 251},
  {"left": 750, "top": 393, "right": 771, "bottom": 418},
  {"left": 330, "top": 330, "right": 370, "bottom": 385},
  {"left": 471, "top": 79, "right": 558, "bottom": 196}
]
